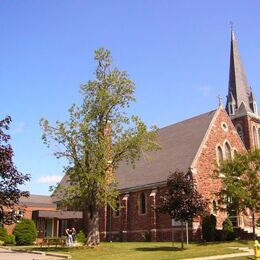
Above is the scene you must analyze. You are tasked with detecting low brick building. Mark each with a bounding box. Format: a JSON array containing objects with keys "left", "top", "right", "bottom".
[{"left": 2, "top": 195, "right": 83, "bottom": 240}]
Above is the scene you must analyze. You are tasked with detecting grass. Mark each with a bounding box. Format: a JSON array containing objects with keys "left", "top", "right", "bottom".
[{"left": 13, "top": 240, "right": 254, "bottom": 260}]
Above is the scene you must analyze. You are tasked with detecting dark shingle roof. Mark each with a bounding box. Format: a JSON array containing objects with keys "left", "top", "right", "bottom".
[
  {"left": 19, "top": 194, "right": 56, "bottom": 208},
  {"left": 116, "top": 110, "right": 216, "bottom": 190}
]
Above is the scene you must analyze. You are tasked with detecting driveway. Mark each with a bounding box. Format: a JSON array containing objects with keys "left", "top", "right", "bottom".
[{"left": 0, "top": 247, "right": 60, "bottom": 260}]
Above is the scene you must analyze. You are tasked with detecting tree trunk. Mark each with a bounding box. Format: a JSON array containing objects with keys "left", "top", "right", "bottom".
[
  {"left": 252, "top": 210, "right": 256, "bottom": 239},
  {"left": 84, "top": 205, "right": 100, "bottom": 246},
  {"left": 181, "top": 222, "right": 184, "bottom": 250}
]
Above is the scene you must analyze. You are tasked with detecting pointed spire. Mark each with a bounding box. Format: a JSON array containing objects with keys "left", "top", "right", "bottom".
[{"left": 226, "top": 29, "right": 257, "bottom": 115}]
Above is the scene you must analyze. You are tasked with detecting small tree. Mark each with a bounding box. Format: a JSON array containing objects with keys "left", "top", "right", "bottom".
[
  {"left": 0, "top": 117, "right": 30, "bottom": 225},
  {"left": 41, "top": 48, "right": 160, "bottom": 246},
  {"left": 222, "top": 218, "right": 235, "bottom": 241},
  {"left": 215, "top": 149, "right": 260, "bottom": 238},
  {"left": 159, "top": 170, "right": 207, "bottom": 249},
  {"left": 13, "top": 219, "right": 37, "bottom": 245},
  {"left": 202, "top": 214, "right": 216, "bottom": 241}
]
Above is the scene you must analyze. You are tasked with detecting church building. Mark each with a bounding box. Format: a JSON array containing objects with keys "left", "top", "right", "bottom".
[
  {"left": 96, "top": 30, "right": 260, "bottom": 242},
  {"left": 4, "top": 31, "right": 258, "bottom": 241}
]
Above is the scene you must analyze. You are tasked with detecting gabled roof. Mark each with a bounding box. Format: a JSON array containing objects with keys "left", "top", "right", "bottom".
[{"left": 116, "top": 110, "right": 217, "bottom": 190}]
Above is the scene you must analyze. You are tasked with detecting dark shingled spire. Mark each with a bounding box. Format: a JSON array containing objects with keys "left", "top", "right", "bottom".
[{"left": 226, "top": 30, "right": 257, "bottom": 115}]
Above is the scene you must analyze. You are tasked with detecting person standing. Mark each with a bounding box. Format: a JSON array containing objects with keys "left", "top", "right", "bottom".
[{"left": 71, "top": 228, "right": 76, "bottom": 245}]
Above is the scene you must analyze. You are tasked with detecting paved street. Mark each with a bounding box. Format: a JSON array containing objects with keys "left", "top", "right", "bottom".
[{"left": 0, "top": 248, "right": 60, "bottom": 260}]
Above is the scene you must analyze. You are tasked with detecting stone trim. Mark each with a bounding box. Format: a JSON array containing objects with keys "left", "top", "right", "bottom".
[{"left": 191, "top": 107, "right": 220, "bottom": 170}]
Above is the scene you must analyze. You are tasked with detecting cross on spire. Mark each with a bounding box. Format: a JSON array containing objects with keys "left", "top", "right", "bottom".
[
  {"left": 217, "top": 94, "right": 222, "bottom": 107},
  {"left": 230, "top": 21, "right": 234, "bottom": 32}
]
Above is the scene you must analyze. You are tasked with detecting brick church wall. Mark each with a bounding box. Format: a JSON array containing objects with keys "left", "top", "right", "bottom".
[
  {"left": 99, "top": 107, "right": 257, "bottom": 242},
  {"left": 194, "top": 107, "right": 246, "bottom": 230}
]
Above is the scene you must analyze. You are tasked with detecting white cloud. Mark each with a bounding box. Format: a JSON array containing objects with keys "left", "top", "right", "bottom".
[
  {"left": 11, "top": 122, "right": 25, "bottom": 134},
  {"left": 200, "top": 86, "right": 211, "bottom": 97},
  {"left": 37, "top": 175, "right": 62, "bottom": 184}
]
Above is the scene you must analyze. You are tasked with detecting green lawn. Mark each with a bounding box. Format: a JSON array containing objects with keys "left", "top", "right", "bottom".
[{"left": 14, "top": 241, "right": 254, "bottom": 260}]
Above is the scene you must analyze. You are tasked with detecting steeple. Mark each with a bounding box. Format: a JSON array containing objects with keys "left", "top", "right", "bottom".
[{"left": 226, "top": 30, "right": 258, "bottom": 116}]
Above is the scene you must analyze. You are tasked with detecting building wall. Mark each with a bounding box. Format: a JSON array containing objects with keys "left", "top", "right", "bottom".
[
  {"left": 99, "top": 107, "right": 256, "bottom": 242},
  {"left": 232, "top": 114, "right": 260, "bottom": 150},
  {"left": 194, "top": 107, "right": 246, "bottom": 230},
  {"left": 3, "top": 204, "right": 56, "bottom": 235}
]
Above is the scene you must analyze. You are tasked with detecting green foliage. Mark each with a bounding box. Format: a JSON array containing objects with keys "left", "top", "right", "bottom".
[
  {"left": 222, "top": 218, "right": 235, "bottom": 241},
  {"left": 76, "top": 230, "right": 86, "bottom": 243},
  {"left": 202, "top": 214, "right": 216, "bottom": 241},
  {"left": 215, "top": 149, "right": 260, "bottom": 237},
  {"left": 0, "top": 227, "right": 8, "bottom": 242},
  {"left": 4, "top": 234, "right": 16, "bottom": 245},
  {"left": 40, "top": 48, "right": 160, "bottom": 245},
  {"left": 13, "top": 219, "right": 37, "bottom": 245},
  {"left": 215, "top": 149, "right": 260, "bottom": 213}
]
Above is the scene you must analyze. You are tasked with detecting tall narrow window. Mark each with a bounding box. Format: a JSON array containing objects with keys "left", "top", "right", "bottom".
[
  {"left": 236, "top": 125, "right": 244, "bottom": 142},
  {"left": 229, "top": 103, "right": 234, "bottom": 115},
  {"left": 258, "top": 129, "right": 260, "bottom": 148},
  {"left": 139, "top": 193, "right": 146, "bottom": 215},
  {"left": 217, "top": 146, "right": 223, "bottom": 164},
  {"left": 224, "top": 142, "right": 232, "bottom": 160},
  {"left": 253, "top": 126, "right": 258, "bottom": 148},
  {"left": 114, "top": 197, "right": 120, "bottom": 217}
]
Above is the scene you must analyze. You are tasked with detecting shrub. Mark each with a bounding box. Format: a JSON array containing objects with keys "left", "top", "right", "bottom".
[
  {"left": 13, "top": 219, "right": 37, "bottom": 245},
  {"left": 76, "top": 230, "right": 86, "bottom": 243},
  {"left": 4, "top": 234, "right": 16, "bottom": 245},
  {"left": 0, "top": 227, "right": 8, "bottom": 242},
  {"left": 202, "top": 214, "right": 216, "bottom": 241},
  {"left": 222, "top": 218, "right": 235, "bottom": 241}
]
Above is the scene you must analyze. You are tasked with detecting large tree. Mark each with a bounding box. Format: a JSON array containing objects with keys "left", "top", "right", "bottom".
[
  {"left": 215, "top": 149, "right": 260, "bottom": 238},
  {"left": 159, "top": 170, "right": 207, "bottom": 249},
  {"left": 40, "top": 48, "right": 159, "bottom": 246},
  {"left": 0, "top": 116, "right": 30, "bottom": 225}
]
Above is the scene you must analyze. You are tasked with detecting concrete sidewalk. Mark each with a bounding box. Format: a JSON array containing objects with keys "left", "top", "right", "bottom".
[
  {"left": 0, "top": 247, "right": 71, "bottom": 260},
  {"left": 184, "top": 249, "right": 254, "bottom": 260}
]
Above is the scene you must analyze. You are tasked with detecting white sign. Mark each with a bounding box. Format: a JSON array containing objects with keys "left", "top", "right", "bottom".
[{"left": 171, "top": 219, "right": 182, "bottom": 226}]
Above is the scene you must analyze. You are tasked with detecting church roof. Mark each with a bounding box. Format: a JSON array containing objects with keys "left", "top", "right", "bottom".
[{"left": 116, "top": 110, "right": 216, "bottom": 191}]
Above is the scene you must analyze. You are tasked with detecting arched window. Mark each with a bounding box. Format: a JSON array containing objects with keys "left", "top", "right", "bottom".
[
  {"left": 253, "top": 126, "right": 258, "bottom": 148},
  {"left": 224, "top": 142, "right": 232, "bottom": 160},
  {"left": 139, "top": 193, "right": 146, "bottom": 215},
  {"left": 212, "top": 200, "right": 217, "bottom": 215},
  {"left": 236, "top": 125, "right": 244, "bottom": 142},
  {"left": 217, "top": 146, "right": 223, "bottom": 164}
]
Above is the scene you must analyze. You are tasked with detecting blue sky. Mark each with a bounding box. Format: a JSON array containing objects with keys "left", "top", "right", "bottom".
[{"left": 1, "top": 1, "right": 260, "bottom": 195}]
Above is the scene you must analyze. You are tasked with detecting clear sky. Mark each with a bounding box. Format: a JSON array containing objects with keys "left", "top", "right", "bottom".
[{"left": 1, "top": 1, "right": 260, "bottom": 195}]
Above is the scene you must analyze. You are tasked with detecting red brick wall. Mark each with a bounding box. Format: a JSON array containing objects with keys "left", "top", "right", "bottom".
[
  {"left": 98, "top": 107, "right": 257, "bottom": 242},
  {"left": 232, "top": 115, "right": 260, "bottom": 150},
  {"left": 3, "top": 205, "right": 56, "bottom": 235},
  {"left": 194, "top": 107, "right": 245, "bottom": 229}
]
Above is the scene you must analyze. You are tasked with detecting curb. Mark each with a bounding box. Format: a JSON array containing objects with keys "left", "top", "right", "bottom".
[{"left": 0, "top": 246, "right": 72, "bottom": 259}]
